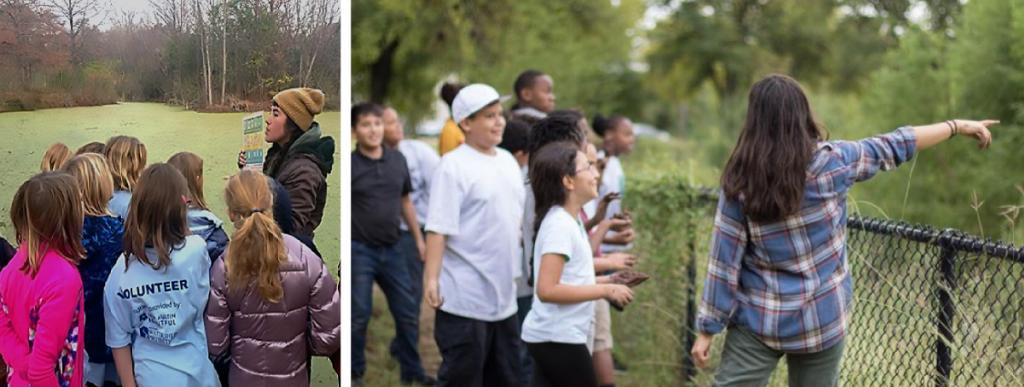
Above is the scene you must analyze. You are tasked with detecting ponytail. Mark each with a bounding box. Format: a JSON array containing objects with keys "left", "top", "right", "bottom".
[
  {"left": 224, "top": 170, "right": 287, "bottom": 302},
  {"left": 226, "top": 208, "right": 286, "bottom": 302}
]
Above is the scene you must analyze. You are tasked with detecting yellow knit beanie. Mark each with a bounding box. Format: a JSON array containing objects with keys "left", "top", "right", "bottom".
[{"left": 272, "top": 88, "right": 325, "bottom": 131}]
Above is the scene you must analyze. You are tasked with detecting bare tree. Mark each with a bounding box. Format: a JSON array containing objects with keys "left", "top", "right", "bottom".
[
  {"left": 290, "top": 0, "right": 337, "bottom": 86},
  {"left": 113, "top": 8, "right": 136, "bottom": 31},
  {"left": 192, "top": 0, "right": 212, "bottom": 105},
  {"left": 150, "top": 0, "right": 189, "bottom": 34},
  {"left": 219, "top": 0, "right": 225, "bottom": 104},
  {"left": 45, "top": 0, "right": 105, "bottom": 67}
]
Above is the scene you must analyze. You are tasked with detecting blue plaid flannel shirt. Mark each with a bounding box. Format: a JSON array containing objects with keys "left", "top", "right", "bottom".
[{"left": 697, "top": 127, "right": 917, "bottom": 353}]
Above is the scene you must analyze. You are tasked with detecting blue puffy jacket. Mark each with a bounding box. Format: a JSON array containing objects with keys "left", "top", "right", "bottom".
[{"left": 188, "top": 208, "right": 230, "bottom": 260}]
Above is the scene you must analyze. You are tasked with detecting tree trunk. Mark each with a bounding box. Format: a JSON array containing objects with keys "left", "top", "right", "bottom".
[
  {"left": 68, "top": 3, "right": 77, "bottom": 68},
  {"left": 220, "top": 0, "right": 226, "bottom": 104},
  {"left": 305, "top": 49, "right": 318, "bottom": 88},
  {"left": 369, "top": 38, "right": 399, "bottom": 103},
  {"left": 206, "top": 30, "right": 213, "bottom": 105},
  {"left": 195, "top": 0, "right": 213, "bottom": 106},
  {"left": 194, "top": 0, "right": 206, "bottom": 106}
]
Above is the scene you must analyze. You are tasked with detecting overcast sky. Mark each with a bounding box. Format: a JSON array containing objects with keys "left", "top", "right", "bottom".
[
  {"left": 97, "top": 0, "right": 156, "bottom": 29},
  {"left": 106, "top": 0, "right": 154, "bottom": 15}
]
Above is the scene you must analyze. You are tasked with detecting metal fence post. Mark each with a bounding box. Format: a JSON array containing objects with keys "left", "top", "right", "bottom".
[{"left": 935, "top": 232, "right": 957, "bottom": 387}]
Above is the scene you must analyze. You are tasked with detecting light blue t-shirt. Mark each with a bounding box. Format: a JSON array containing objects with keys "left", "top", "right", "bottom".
[
  {"left": 103, "top": 235, "right": 220, "bottom": 387},
  {"left": 109, "top": 190, "right": 132, "bottom": 220}
]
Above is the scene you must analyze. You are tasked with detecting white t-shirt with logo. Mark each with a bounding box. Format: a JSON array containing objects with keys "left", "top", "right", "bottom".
[
  {"left": 426, "top": 144, "right": 525, "bottom": 321},
  {"left": 103, "top": 235, "right": 219, "bottom": 387},
  {"left": 522, "top": 206, "right": 596, "bottom": 345}
]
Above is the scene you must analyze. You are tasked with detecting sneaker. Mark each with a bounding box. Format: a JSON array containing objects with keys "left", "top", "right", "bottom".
[{"left": 401, "top": 375, "right": 438, "bottom": 386}]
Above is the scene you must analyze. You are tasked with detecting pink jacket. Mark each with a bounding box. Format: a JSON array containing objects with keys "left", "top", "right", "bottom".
[
  {"left": 205, "top": 234, "right": 339, "bottom": 386},
  {"left": 0, "top": 246, "right": 85, "bottom": 387}
]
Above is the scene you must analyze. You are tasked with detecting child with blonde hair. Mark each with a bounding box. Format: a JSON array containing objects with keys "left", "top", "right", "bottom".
[
  {"left": 205, "top": 170, "right": 339, "bottom": 386},
  {"left": 103, "top": 136, "right": 147, "bottom": 220},
  {"left": 63, "top": 153, "right": 126, "bottom": 386},
  {"left": 40, "top": 142, "right": 72, "bottom": 171}
]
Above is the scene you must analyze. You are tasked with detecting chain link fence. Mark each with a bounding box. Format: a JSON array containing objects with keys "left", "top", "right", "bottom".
[{"left": 676, "top": 194, "right": 1024, "bottom": 386}]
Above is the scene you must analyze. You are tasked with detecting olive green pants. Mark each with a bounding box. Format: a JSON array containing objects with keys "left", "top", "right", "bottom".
[{"left": 712, "top": 327, "right": 845, "bottom": 387}]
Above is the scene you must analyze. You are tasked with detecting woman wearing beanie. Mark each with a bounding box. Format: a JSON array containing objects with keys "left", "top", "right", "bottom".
[{"left": 241, "top": 87, "right": 336, "bottom": 246}]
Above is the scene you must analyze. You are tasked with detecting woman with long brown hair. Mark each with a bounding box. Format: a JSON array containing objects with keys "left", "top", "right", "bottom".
[
  {"left": 205, "top": 169, "right": 339, "bottom": 386},
  {"left": 691, "top": 74, "right": 997, "bottom": 386}
]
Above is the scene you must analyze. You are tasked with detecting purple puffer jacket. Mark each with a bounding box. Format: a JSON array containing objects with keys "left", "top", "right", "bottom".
[{"left": 205, "top": 234, "right": 340, "bottom": 386}]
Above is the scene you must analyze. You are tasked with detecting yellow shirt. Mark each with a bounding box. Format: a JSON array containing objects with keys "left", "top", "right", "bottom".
[{"left": 438, "top": 118, "right": 464, "bottom": 156}]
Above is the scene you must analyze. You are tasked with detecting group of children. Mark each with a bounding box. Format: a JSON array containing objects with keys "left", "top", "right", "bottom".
[
  {"left": 355, "top": 71, "right": 1005, "bottom": 387},
  {"left": 0, "top": 88, "right": 341, "bottom": 387},
  {"left": 352, "top": 70, "right": 644, "bottom": 387}
]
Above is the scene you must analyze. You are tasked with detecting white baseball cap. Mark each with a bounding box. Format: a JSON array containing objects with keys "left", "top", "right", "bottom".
[{"left": 451, "top": 83, "right": 501, "bottom": 123}]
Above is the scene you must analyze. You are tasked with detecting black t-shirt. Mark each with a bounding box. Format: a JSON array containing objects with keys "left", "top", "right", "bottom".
[{"left": 351, "top": 147, "right": 412, "bottom": 247}]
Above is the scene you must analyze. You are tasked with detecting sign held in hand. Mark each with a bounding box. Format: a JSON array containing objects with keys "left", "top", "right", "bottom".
[{"left": 242, "top": 112, "right": 265, "bottom": 172}]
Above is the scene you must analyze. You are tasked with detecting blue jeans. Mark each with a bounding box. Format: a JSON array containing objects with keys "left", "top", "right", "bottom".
[
  {"left": 351, "top": 240, "right": 425, "bottom": 380},
  {"left": 396, "top": 230, "right": 424, "bottom": 309},
  {"left": 390, "top": 230, "right": 425, "bottom": 361}
]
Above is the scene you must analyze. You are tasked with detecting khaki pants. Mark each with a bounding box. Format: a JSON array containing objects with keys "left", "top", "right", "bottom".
[{"left": 593, "top": 299, "right": 613, "bottom": 352}]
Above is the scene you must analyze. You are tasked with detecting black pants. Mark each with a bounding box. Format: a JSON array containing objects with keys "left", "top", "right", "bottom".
[
  {"left": 434, "top": 310, "right": 522, "bottom": 387},
  {"left": 527, "top": 342, "right": 597, "bottom": 387}
]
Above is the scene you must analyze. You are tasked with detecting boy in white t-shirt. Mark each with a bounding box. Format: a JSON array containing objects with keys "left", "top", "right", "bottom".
[{"left": 424, "top": 83, "right": 526, "bottom": 386}]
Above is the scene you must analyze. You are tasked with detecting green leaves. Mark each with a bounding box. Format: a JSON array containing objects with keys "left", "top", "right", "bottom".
[{"left": 352, "top": 0, "right": 645, "bottom": 123}]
